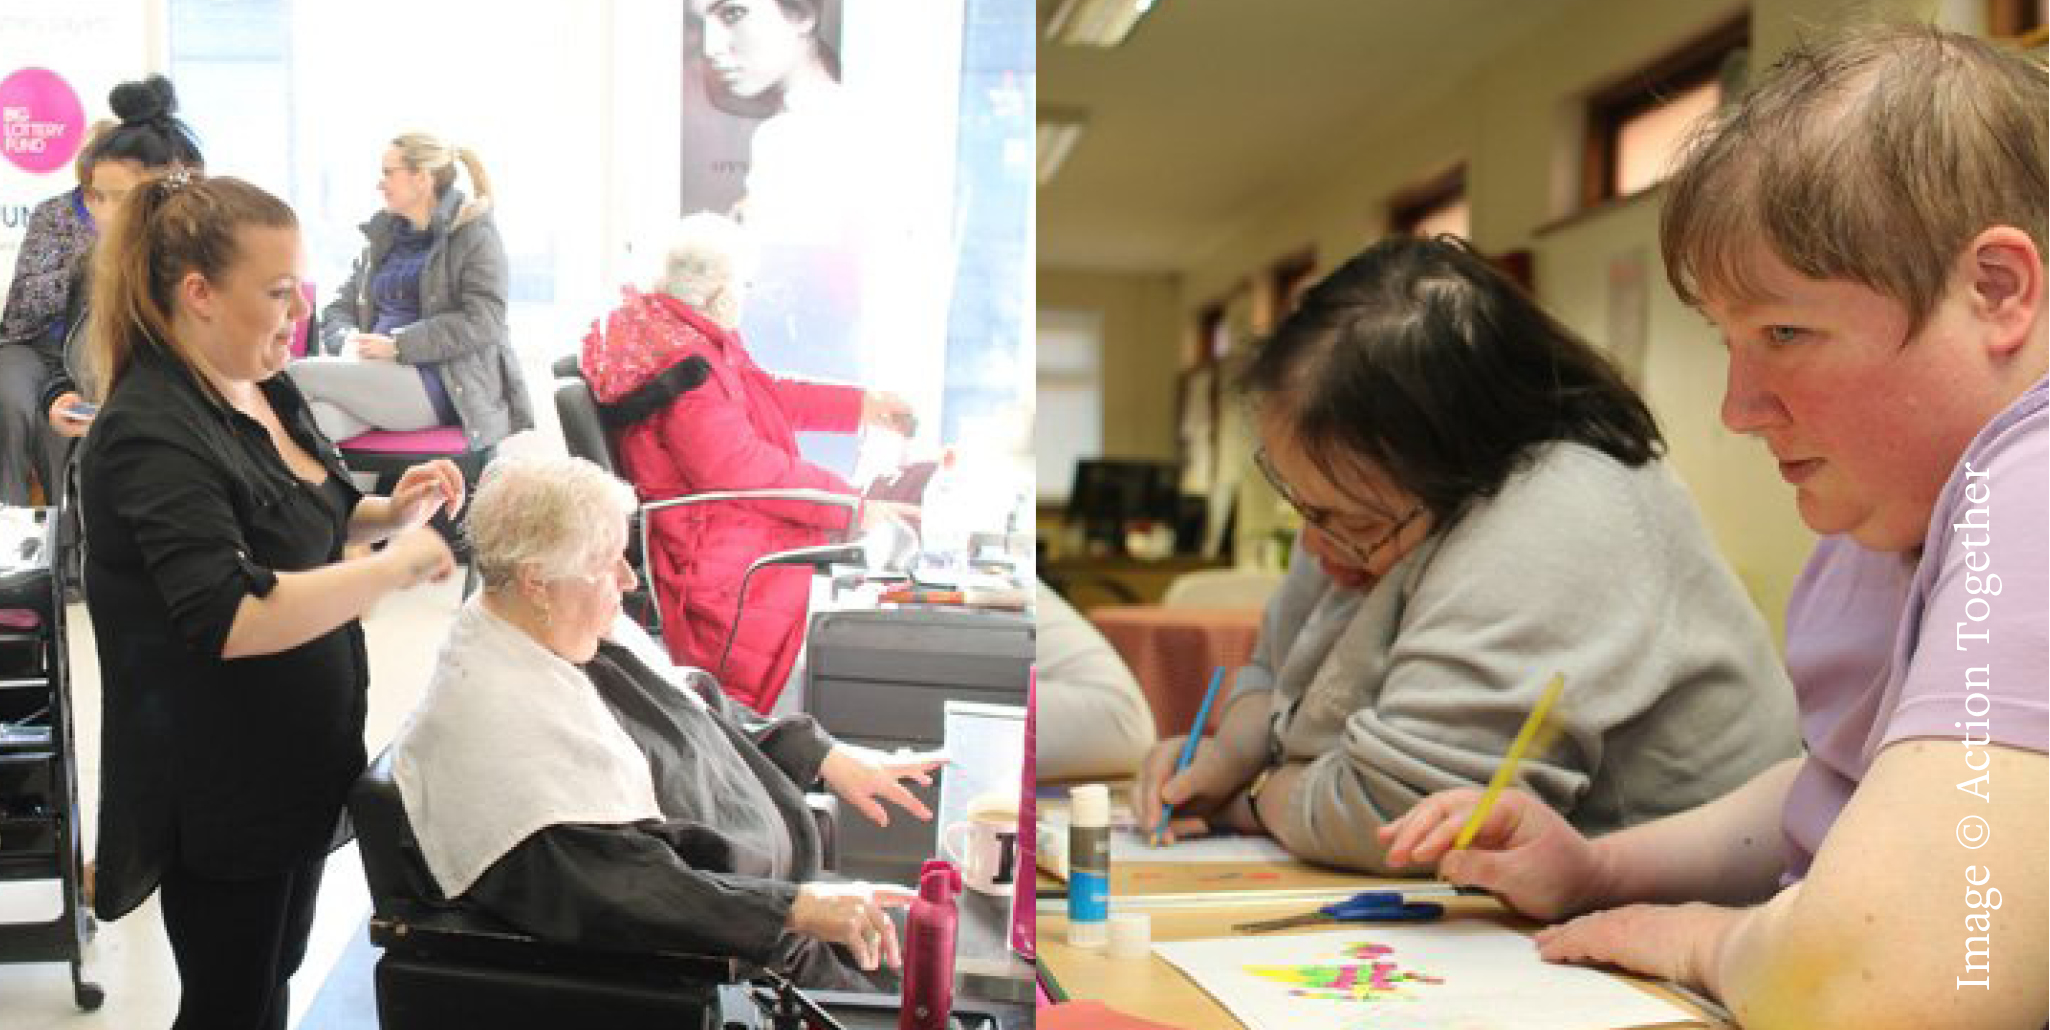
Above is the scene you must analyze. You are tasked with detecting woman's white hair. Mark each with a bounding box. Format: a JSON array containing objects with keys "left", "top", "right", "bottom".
[
  {"left": 644, "top": 212, "right": 756, "bottom": 327},
  {"left": 466, "top": 455, "right": 637, "bottom": 591}
]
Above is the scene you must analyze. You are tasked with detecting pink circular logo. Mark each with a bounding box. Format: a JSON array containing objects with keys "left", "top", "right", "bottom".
[{"left": 0, "top": 68, "right": 86, "bottom": 175}]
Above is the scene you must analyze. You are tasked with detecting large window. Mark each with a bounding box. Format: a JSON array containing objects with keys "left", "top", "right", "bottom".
[
  {"left": 165, "top": 0, "right": 1029, "bottom": 481},
  {"left": 1036, "top": 309, "right": 1103, "bottom": 504},
  {"left": 1389, "top": 165, "right": 1469, "bottom": 241},
  {"left": 172, "top": 0, "right": 614, "bottom": 353}
]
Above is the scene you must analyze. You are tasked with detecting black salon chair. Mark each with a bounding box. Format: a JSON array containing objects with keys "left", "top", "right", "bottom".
[
  {"left": 550, "top": 367, "right": 661, "bottom": 628},
  {"left": 550, "top": 357, "right": 860, "bottom": 643},
  {"left": 350, "top": 747, "right": 849, "bottom": 1029}
]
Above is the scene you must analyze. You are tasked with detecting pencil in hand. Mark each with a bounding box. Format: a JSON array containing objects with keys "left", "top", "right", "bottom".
[
  {"left": 1153, "top": 665, "right": 1229, "bottom": 846},
  {"left": 1452, "top": 671, "right": 1566, "bottom": 851}
]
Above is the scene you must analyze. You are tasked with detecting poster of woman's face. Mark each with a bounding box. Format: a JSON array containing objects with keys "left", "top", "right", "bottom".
[{"left": 680, "top": 0, "right": 842, "bottom": 215}]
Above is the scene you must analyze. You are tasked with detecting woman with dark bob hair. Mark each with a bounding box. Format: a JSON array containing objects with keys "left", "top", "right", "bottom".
[{"left": 1133, "top": 234, "right": 1800, "bottom": 873}]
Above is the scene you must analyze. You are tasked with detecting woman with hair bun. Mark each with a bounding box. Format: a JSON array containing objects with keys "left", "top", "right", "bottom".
[
  {"left": 0, "top": 74, "right": 203, "bottom": 501},
  {"left": 292, "top": 131, "right": 532, "bottom": 452}
]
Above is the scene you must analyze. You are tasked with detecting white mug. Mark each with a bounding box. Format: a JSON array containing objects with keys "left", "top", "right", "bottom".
[{"left": 941, "top": 795, "right": 1021, "bottom": 896}]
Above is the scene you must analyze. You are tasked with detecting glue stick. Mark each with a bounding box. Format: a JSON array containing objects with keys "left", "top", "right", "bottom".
[{"left": 1067, "top": 783, "right": 1111, "bottom": 948}]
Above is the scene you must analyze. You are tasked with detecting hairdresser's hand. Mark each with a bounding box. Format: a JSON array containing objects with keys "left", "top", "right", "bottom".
[
  {"left": 1133, "top": 733, "right": 1263, "bottom": 845},
  {"left": 351, "top": 333, "right": 398, "bottom": 361},
  {"left": 388, "top": 459, "right": 466, "bottom": 530},
  {"left": 820, "top": 744, "right": 942, "bottom": 828},
  {"left": 1378, "top": 787, "right": 1610, "bottom": 921},
  {"left": 788, "top": 881, "right": 916, "bottom": 971},
  {"left": 46, "top": 392, "right": 90, "bottom": 438},
  {"left": 860, "top": 390, "right": 915, "bottom": 435},
  {"left": 379, "top": 524, "right": 455, "bottom": 589}
]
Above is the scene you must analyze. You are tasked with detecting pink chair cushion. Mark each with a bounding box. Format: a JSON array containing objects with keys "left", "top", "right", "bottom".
[{"left": 339, "top": 426, "right": 470, "bottom": 454}]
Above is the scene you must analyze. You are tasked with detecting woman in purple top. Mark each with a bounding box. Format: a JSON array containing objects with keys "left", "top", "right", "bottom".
[{"left": 1382, "top": 25, "right": 2045, "bottom": 1028}]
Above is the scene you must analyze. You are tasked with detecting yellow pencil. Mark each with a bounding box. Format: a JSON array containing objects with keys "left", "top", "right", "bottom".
[{"left": 1452, "top": 671, "right": 1566, "bottom": 851}]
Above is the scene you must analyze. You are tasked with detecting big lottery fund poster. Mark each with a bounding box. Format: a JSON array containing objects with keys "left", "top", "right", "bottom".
[{"left": 0, "top": 0, "right": 146, "bottom": 313}]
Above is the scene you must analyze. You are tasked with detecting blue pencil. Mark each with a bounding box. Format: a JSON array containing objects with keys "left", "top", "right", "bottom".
[{"left": 1154, "top": 665, "right": 1228, "bottom": 845}]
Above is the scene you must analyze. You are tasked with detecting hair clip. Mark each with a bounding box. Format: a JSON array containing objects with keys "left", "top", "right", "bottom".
[{"left": 160, "top": 168, "right": 193, "bottom": 192}]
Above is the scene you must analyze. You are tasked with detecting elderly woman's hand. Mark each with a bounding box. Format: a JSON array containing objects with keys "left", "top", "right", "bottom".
[
  {"left": 820, "top": 744, "right": 942, "bottom": 828},
  {"left": 388, "top": 459, "right": 466, "bottom": 530},
  {"left": 859, "top": 391, "right": 915, "bottom": 435},
  {"left": 788, "top": 881, "right": 917, "bottom": 971}
]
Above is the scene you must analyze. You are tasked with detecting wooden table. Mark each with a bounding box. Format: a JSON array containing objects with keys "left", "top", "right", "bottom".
[
  {"left": 1038, "top": 889, "right": 1723, "bottom": 1030},
  {"left": 1086, "top": 604, "right": 1264, "bottom": 737},
  {"left": 1036, "top": 786, "right": 1723, "bottom": 1029}
]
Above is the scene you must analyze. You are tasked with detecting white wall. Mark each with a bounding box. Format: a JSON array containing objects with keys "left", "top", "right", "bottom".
[{"left": 0, "top": 0, "right": 158, "bottom": 304}]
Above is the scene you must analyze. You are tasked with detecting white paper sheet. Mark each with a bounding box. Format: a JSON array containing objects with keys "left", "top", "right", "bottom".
[{"left": 1153, "top": 924, "right": 1696, "bottom": 1030}]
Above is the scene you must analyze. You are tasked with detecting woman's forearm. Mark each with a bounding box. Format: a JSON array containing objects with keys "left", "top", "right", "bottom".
[
  {"left": 1595, "top": 757, "right": 1800, "bottom": 908},
  {"left": 1210, "top": 687, "right": 1276, "bottom": 769},
  {"left": 346, "top": 496, "right": 399, "bottom": 545},
  {"left": 220, "top": 549, "right": 411, "bottom": 658}
]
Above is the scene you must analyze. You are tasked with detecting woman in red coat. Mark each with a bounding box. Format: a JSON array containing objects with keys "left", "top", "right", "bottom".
[{"left": 580, "top": 213, "right": 913, "bottom": 713}]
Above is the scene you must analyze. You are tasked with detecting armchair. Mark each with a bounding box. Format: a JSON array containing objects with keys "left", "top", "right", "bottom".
[{"left": 549, "top": 369, "right": 861, "bottom": 642}]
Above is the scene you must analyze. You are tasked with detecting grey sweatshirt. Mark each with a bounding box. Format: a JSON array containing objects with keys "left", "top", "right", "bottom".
[{"left": 1234, "top": 442, "right": 1800, "bottom": 873}]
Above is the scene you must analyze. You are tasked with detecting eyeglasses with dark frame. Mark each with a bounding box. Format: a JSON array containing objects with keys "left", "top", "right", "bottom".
[{"left": 1253, "top": 447, "right": 1424, "bottom": 570}]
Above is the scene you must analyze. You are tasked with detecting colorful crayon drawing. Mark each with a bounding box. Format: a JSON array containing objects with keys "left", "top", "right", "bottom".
[
  {"left": 1246, "top": 942, "right": 1445, "bottom": 1003},
  {"left": 1156, "top": 924, "right": 1694, "bottom": 1030}
]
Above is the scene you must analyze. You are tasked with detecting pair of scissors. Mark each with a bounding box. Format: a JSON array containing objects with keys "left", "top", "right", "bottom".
[{"left": 1233, "top": 889, "right": 1463, "bottom": 933}]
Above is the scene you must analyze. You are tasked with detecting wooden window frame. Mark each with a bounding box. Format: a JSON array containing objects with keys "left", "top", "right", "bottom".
[
  {"left": 1389, "top": 165, "right": 1468, "bottom": 239},
  {"left": 1196, "top": 302, "right": 1228, "bottom": 366},
  {"left": 1266, "top": 248, "right": 1318, "bottom": 329},
  {"left": 1582, "top": 16, "right": 1748, "bottom": 208},
  {"left": 1988, "top": 0, "right": 2047, "bottom": 46}
]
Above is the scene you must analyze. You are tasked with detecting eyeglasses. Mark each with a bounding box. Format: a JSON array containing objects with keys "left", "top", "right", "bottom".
[{"left": 1253, "top": 447, "right": 1424, "bottom": 570}]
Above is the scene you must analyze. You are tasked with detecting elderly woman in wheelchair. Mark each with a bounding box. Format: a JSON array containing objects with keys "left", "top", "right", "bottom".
[{"left": 386, "top": 454, "right": 939, "bottom": 991}]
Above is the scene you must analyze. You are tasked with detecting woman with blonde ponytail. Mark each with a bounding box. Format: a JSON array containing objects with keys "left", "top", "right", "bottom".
[
  {"left": 292, "top": 131, "right": 531, "bottom": 451},
  {"left": 79, "top": 172, "right": 467, "bottom": 1030}
]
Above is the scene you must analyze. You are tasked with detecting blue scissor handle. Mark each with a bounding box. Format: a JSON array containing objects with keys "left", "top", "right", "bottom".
[{"left": 1321, "top": 892, "right": 1445, "bottom": 922}]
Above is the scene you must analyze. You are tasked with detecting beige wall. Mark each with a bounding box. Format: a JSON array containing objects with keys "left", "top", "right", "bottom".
[
  {"left": 1082, "top": 0, "right": 1959, "bottom": 643},
  {"left": 1038, "top": 268, "right": 1185, "bottom": 461}
]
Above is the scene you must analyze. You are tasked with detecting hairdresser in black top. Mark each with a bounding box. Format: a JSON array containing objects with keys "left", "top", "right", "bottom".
[{"left": 79, "top": 172, "right": 462, "bottom": 1030}]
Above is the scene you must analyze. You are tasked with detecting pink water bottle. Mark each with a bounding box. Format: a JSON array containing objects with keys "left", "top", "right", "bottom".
[
  {"left": 1011, "top": 669, "right": 1036, "bottom": 961},
  {"left": 899, "top": 859, "right": 962, "bottom": 1030}
]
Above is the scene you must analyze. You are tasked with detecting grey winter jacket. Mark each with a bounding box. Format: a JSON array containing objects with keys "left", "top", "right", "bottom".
[{"left": 319, "top": 188, "right": 533, "bottom": 448}]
